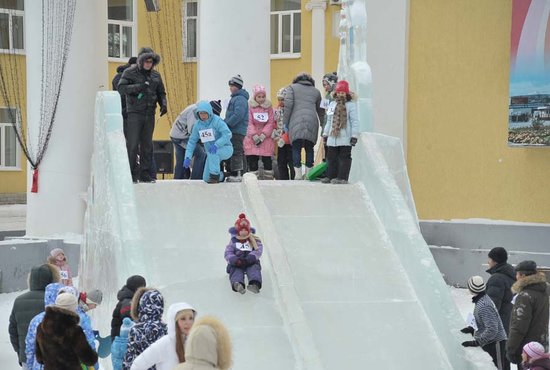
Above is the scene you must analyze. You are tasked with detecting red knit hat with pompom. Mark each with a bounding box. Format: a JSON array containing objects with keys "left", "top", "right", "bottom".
[{"left": 234, "top": 213, "right": 251, "bottom": 240}]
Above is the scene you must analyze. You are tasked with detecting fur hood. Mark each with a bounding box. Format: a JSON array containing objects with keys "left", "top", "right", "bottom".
[
  {"left": 29, "top": 263, "right": 61, "bottom": 291},
  {"left": 42, "top": 305, "right": 80, "bottom": 334},
  {"left": 130, "top": 287, "right": 153, "bottom": 321},
  {"left": 183, "top": 316, "right": 232, "bottom": 370},
  {"left": 137, "top": 47, "right": 161, "bottom": 69},
  {"left": 249, "top": 98, "right": 272, "bottom": 109},
  {"left": 512, "top": 272, "right": 548, "bottom": 294},
  {"left": 292, "top": 72, "right": 315, "bottom": 86}
]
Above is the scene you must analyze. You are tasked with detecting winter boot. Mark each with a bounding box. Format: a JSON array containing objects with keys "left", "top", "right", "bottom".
[
  {"left": 233, "top": 282, "right": 246, "bottom": 294},
  {"left": 321, "top": 177, "right": 332, "bottom": 184},
  {"left": 226, "top": 170, "right": 243, "bottom": 183},
  {"left": 330, "top": 178, "right": 348, "bottom": 184},
  {"left": 247, "top": 282, "right": 260, "bottom": 294},
  {"left": 304, "top": 166, "right": 313, "bottom": 179},
  {"left": 207, "top": 173, "right": 220, "bottom": 184},
  {"left": 294, "top": 167, "right": 302, "bottom": 180},
  {"left": 262, "top": 170, "right": 274, "bottom": 180}
]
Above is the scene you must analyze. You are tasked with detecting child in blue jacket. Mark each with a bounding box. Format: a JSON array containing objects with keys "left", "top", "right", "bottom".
[{"left": 184, "top": 101, "right": 233, "bottom": 184}]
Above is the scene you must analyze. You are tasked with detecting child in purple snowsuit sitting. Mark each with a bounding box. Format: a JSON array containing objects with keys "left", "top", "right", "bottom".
[{"left": 224, "top": 213, "right": 264, "bottom": 294}]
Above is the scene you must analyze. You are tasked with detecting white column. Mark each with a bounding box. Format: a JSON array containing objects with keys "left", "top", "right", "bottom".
[
  {"left": 365, "top": 0, "right": 409, "bottom": 150},
  {"left": 25, "top": 0, "right": 107, "bottom": 237},
  {"left": 198, "top": 0, "right": 270, "bottom": 108},
  {"left": 306, "top": 1, "right": 327, "bottom": 90}
]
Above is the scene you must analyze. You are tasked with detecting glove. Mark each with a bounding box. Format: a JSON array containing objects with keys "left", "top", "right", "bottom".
[
  {"left": 160, "top": 105, "right": 168, "bottom": 117},
  {"left": 461, "top": 340, "right": 478, "bottom": 347},
  {"left": 322, "top": 136, "right": 328, "bottom": 144},
  {"left": 246, "top": 254, "right": 257, "bottom": 265},
  {"left": 236, "top": 258, "right": 247, "bottom": 267},
  {"left": 253, "top": 135, "right": 262, "bottom": 145},
  {"left": 350, "top": 137, "right": 358, "bottom": 146},
  {"left": 141, "top": 81, "right": 150, "bottom": 91},
  {"left": 460, "top": 326, "right": 474, "bottom": 335},
  {"left": 183, "top": 158, "right": 191, "bottom": 169},
  {"left": 208, "top": 144, "right": 218, "bottom": 154}
]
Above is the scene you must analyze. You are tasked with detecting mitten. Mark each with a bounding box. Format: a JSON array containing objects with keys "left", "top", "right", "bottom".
[
  {"left": 461, "top": 340, "right": 478, "bottom": 347},
  {"left": 322, "top": 136, "right": 328, "bottom": 144},
  {"left": 460, "top": 326, "right": 474, "bottom": 335},
  {"left": 183, "top": 158, "right": 191, "bottom": 169},
  {"left": 253, "top": 135, "right": 261, "bottom": 145},
  {"left": 259, "top": 133, "right": 266, "bottom": 142},
  {"left": 228, "top": 256, "right": 239, "bottom": 265},
  {"left": 350, "top": 137, "right": 358, "bottom": 146},
  {"left": 238, "top": 258, "right": 248, "bottom": 267},
  {"left": 246, "top": 254, "right": 257, "bottom": 265},
  {"left": 208, "top": 144, "right": 218, "bottom": 154},
  {"left": 277, "top": 138, "right": 285, "bottom": 148},
  {"left": 160, "top": 105, "right": 168, "bottom": 117}
]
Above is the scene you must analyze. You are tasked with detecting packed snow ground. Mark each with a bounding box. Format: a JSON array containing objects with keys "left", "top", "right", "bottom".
[{"left": 0, "top": 286, "right": 478, "bottom": 370}]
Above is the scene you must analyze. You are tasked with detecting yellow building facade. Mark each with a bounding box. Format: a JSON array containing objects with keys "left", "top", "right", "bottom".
[{"left": 1, "top": 0, "right": 549, "bottom": 223}]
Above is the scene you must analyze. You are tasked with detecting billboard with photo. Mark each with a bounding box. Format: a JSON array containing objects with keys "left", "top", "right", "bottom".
[{"left": 509, "top": 0, "right": 550, "bottom": 146}]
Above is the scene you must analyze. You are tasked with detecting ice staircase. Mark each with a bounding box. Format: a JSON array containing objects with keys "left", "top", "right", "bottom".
[{"left": 80, "top": 92, "right": 493, "bottom": 369}]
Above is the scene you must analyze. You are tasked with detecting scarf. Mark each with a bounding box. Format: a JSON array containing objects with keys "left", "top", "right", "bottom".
[{"left": 330, "top": 95, "right": 348, "bottom": 137}]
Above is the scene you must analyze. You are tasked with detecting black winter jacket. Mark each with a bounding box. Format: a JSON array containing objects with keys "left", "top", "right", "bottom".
[
  {"left": 507, "top": 272, "right": 549, "bottom": 364},
  {"left": 117, "top": 50, "right": 166, "bottom": 115},
  {"left": 110, "top": 285, "right": 136, "bottom": 339},
  {"left": 486, "top": 262, "right": 516, "bottom": 333},
  {"left": 8, "top": 264, "right": 60, "bottom": 364}
]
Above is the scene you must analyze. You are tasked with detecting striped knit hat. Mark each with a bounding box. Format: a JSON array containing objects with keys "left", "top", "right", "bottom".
[
  {"left": 228, "top": 74, "right": 243, "bottom": 88},
  {"left": 523, "top": 342, "right": 546, "bottom": 360},
  {"left": 467, "top": 276, "right": 485, "bottom": 294}
]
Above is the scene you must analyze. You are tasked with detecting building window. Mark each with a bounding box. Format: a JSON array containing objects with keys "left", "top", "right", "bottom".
[
  {"left": 0, "top": 107, "right": 20, "bottom": 169},
  {"left": 108, "top": 0, "right": 135, "bottom": 60},
  {"left": 182, "top": 0, "right": 198, "bottom": 61},
  {"left": 271, "top": 0, "right": 301, "bottom": 57},
  {"left": 0, "top": 0, "right": 24, "bottom": 53}
]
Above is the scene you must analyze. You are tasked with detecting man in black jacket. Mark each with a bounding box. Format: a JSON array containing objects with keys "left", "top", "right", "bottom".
[
  {"left": 506, "top": 260, "right": 549, "bottom": 367},
  {"left": 8, "top": 264, "right": 60, "bottom": 367},
  {"left": 117, "top": 47, "right": 167, "bottom": 183},
  {"left": 486, "top": 247, "right": 516, "bottom": 334},
  {"left": 112, "top": 56, "right": 137, "bottom": 138}
]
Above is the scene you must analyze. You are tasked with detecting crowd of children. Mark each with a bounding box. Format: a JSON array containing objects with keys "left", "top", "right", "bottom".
[{"left": 169, "top": 70, "right": 360, "bottom": 184}]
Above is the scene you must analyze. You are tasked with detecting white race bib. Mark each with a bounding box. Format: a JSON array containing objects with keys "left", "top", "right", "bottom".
[
  {"left": 326, "top": 101, "right": 337, "bottom": 116},
  {"left": 466, "top": 312, "right": 478, "bottom": 330},
  {"left": 60, "top": 270, "right": 69, "bottom": 280},
  {"left": 199, "top": 128, "right": 215, "bottom": 143},
  {"left": 236, "top": 242, "right": 252, "bottom": 252},
  {"left": 320, "top": 98, "right": 330, "bottom": 110},
  {"left": 253, "top": 112, "right": 269, "bottom": 123}
]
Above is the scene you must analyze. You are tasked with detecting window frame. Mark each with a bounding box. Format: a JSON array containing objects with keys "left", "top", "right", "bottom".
[
  {"left": 270, "top": 9, "right": 301, "bottom": 59},
  {"left": 182, "top": 0, "right": 198, "bottom": 62},
  {"left": 107, "top": 0, "right": 137, "bottom": 63},
  {"left": 0, "top": 107, "right": 21, "bottom": 171},
  {"left": 0, "top": 7, "right": 25, "bottom": 54}
]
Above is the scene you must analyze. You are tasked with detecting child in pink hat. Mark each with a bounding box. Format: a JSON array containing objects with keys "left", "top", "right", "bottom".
[
  {"left": 522, "top": 342, "right": 550, "bottom": 369},
  {"left": 47, "top": 248, "right": 73, "bottom": 286},
  {"left": 244, "top": 84, "right": 275, "bottom": 179}
]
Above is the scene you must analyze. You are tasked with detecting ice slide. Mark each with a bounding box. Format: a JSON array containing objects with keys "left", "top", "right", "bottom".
[{"left": 80, "top": 92, "right": 493, "bottom": 369}]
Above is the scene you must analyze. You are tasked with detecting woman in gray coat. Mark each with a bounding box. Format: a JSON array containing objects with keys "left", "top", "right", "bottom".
[{"left": 283, "top": 73, "right": 325, "bottom": 179}]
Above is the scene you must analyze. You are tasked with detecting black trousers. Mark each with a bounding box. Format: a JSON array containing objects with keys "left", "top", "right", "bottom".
[
  {"left": 326, "top": 145, "right": 352, "bottom": 181},
  {"left": 247, "top": 155, "right": 272, "bottom": 171},
  {"left": 483, "top": 340, "right": 510, "bottom": 370},
  {"left": 277, "top": 144, "right": 294, "bottom": 180},
  {"left": 227, "top": 133, "right": 246, "bottom": 175},
  {"left": 126, "top": 112, "right": 155, "bottom": 180}
]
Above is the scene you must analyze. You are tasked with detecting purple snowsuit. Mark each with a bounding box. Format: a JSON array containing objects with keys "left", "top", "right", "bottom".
[{"left": 224, "top": 227, "right": 263, "bottom": 289}]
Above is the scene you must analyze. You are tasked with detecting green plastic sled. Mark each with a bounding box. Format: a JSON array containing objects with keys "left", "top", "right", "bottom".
[{"left": 305, "top": 162, "right": 328, "bottom": 181}]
